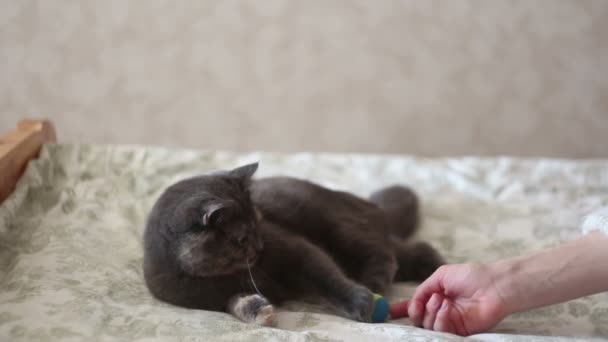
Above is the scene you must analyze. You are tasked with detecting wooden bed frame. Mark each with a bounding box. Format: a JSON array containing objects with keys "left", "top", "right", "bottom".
[{"left": 0, "top": 119, "right": 57, "bottom": 203}]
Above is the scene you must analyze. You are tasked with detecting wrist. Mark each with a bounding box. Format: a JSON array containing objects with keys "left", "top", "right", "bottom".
[{"left": 487, "top": 257, "right": 530, "bottom": 316}]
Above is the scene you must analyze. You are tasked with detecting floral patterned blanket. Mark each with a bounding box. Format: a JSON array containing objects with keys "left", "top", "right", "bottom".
[{"left": 1, "top": 144, "right": 607, "bottom": 341}]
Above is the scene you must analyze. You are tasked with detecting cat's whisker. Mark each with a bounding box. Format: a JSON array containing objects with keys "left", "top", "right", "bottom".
[{"left": 246, "top": 258, "right": 263, "bottom": 296}]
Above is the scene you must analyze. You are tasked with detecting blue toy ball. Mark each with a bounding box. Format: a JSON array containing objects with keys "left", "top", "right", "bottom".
[{"left": 370, "top": 293, "right": 390, "bottom": 323}]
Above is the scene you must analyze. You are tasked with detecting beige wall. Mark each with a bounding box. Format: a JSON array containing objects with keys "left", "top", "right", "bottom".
[{"left": 1, "top": 0, "right": 607, "bottom": 158}]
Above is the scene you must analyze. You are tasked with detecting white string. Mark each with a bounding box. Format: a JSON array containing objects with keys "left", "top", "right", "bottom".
[{"left": 246, "top": 259, "right": 262, "bottom": 296}]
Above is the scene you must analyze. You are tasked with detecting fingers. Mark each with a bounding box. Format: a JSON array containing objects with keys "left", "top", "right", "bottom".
[
  {"left": 422, "top": 293, "right": 443, "bottom": 329},
  {"left": 433, "top": 299, "right": 456, "bottom": 333},
  {"left": 411, "top": 266, "right": 445, "bottom": 305},
  {"left": 408, "top": 266, "right": 445, "bottom": 326},
  {"left": 407, "top": 299, "right": 424, "bottom": 326}
]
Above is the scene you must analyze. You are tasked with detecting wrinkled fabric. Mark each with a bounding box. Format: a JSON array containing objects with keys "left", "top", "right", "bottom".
[
  {"left": 0, "top": 144, "right": 607, "bottom": 341},
  {"left": 583, "top": 207, "right": 608, "bottom": 236}
]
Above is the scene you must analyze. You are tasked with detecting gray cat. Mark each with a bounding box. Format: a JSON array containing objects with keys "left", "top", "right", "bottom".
[{"left": 143, "top": 163, "right": 443, "bottom": 325}]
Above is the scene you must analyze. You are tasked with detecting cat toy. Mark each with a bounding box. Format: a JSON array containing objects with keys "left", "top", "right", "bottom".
[
  {"left": 370, "top": 294, "right": 390, "bottom": 323},
  {"left": 370, "top": 295, "right": 409, "bottom": 322},
  {"left": 388, "top": 299, "right": 409, "bottom": 319}
]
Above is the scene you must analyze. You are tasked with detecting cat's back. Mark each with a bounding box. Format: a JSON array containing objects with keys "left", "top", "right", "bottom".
[
  {"left": 251, "top": 177, "right": 387, "bottom": 241},
  {"left": 251, "top": 176, "right": 374, "bottom": 213}
]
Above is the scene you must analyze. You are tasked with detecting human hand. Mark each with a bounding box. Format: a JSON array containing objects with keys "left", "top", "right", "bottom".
[{"left": 407, "top": 263, "right": 510, "bottom": 335}]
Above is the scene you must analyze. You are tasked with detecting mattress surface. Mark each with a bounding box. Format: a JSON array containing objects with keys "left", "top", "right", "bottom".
[{"left": 1, "top": 144, "right": 607, "bottom": 341}]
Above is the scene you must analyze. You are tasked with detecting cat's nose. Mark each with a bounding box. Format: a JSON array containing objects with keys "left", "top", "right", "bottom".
[{"left": 236, "top": 235, "right": 246, "bottom": 246}]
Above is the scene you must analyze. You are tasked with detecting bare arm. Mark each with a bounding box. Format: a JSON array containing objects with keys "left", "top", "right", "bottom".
[
  {"left": 408, "top": 231, "right": 608, "bottom": 335},
  {"left": 494, "top": 231, "right": 608, "bottom": 315}
]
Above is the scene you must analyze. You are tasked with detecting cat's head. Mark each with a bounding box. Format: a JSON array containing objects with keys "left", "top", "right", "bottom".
[{"left": 149, "top": 163, "right": 263, "bottom": 277}]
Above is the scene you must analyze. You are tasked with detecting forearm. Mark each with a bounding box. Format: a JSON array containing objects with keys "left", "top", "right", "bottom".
[{"left": 492, "top": 231, "right": 608, "bottom": 315}]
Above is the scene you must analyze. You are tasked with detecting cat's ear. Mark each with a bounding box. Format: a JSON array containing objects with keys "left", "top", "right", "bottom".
[
  {"left": 229, "top": 162, "right": 259, "bottom": 180},
  {"left": 202, "top": 202, "right": 226, "bottom": 227}
]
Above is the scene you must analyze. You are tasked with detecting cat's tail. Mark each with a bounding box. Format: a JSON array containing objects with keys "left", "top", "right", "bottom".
[
  {"left": 369, "top": 185, "right": 419, "bottom": 240},
  {"left": 371, "top": 185, "right": 445, "bottom": 282}
]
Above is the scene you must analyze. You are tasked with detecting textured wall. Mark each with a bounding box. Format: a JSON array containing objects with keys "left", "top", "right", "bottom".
[{"left": 1, "top": 0, "right": 607, "bottom": 157}]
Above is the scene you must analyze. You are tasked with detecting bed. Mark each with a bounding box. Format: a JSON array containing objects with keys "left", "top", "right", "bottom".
[{"left": 1, "top": 120, "right": 607, "bottom": 341}]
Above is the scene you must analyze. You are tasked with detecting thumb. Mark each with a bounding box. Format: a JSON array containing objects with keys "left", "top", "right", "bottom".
[{"left": 412, "top": 266, "right": 446, "bottom": 304}]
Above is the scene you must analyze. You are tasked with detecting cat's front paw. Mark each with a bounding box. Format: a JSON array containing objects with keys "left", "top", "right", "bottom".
[
  {"left": 344, "top": 286, "right": 374, "bottom": 322},
  {"left": 228, "top": 294, "right": 276, "bottom": 327},
  {"left": 254, "top": 303, "right": 276, "bottom": 326}
]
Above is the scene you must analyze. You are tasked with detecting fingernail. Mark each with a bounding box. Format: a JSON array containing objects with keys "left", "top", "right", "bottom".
[{"left": 440, "top": 300, "right": 448, "bottom": 311}]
